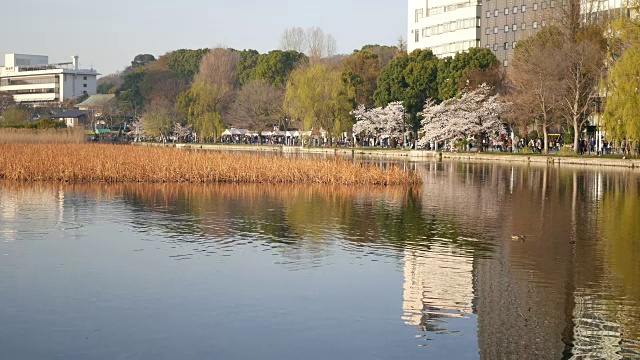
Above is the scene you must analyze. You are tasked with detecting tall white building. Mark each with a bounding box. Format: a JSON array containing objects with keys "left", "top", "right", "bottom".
[
  {"left": 0, "top": 54, "right": 98, "bottom": 105},
  {"left": 408, "top": 0, "right": 483, "bottom": 57}
]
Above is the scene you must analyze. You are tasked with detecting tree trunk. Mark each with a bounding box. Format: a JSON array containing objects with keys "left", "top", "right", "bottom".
[
  {"left": 543, "top": 126, "right": 549, "bottom": 155},
  {"left": 573, "top": 120, "right": 580, "bottom": 153}
]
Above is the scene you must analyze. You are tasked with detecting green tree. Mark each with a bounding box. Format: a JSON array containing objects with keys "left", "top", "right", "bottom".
[
  {"left": 236, "top": 50, "right": 307, "bottom": 88},
  {"left": 0, "top": 108, "right": 29, "bottom": 127},
  {"left": 341, "top": 50, "right": 380, "bottom": 108},
  {"left": 141, "top": 100, "right": 176, "bottom": 140},
  {"left": 603, "top": 43, "right": 640, "bottom": 145},
  {"left": 131, "top": 54, "right": 156, "bottom": 68},
  {"left": 235, "top": 49, "right": 260, "bottom": 86},
  {"left": 374, "top": 49, "right": 439, "bottom": 132},
  {"left": 166, "top": 49, "right": 210, "bottom": 82},
  {"left": 176, "top": 79, "right": 226, "bottom": 142},
  {"left": 437, "top": 48, "right": 498, "bottom": 101},
  {"left": 285, "top": 64, "right": 351, "bottom": 146},
  {"left": 118, "top": 70, "right": 146, "bottom": 116}
]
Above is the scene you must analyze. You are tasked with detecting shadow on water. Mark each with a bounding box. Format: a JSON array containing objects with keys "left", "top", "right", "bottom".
[{"left": 1, "top": 160, "right": 639, "bottom": 359}]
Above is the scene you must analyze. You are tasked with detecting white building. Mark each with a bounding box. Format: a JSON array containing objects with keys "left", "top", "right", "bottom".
[
  {"left": 408, "top": 0, "right": 483, "bottom": 57},
  {"left": 0, "top": 54, "right": 98, "bottom": 105}
]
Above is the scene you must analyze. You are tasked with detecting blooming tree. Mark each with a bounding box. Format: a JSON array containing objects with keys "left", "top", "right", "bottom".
[
  {"left": 417, "top": 84, "right": 508, "bottom": 151},
  {"left": 132, "top": 120, "right": 144, "bottom": 142},
  {"left": 352, "top": 101, "right": 406, "bottom": 138},
  {"left": 173, "top": 123, "right": 193, "bottom": 142}
]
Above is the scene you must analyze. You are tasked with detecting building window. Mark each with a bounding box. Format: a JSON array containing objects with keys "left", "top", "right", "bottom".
[
  {"left": 533, "top": 3, "right": 538, "bottom": 10},
  {"left": 495, "top": 9, "right": 499, "bottom": 16},
  {"left": 504, "top": 42, "right": 509, "bottom": 50},
  {"left": 415, "top": 9, "right": 423, "bottom": 23},
  {"left": 83, "top": 84, "right": 87, "bottom": 88},
  {"left": 550, "top": 0, "right": 556, "bottom": 7},
  {"left": 503, "top": 59, "right": 508, "bottom": 67},
  {"left": 533, "top": 21, "right": 538, "bottom": 28},
  {"left": 486, "top": 27, "right": 491, "bottom": 35},
  {"left": 522, "top": 22, "right": 527, "bottom": 29},
  {"left": 504, "top": 8, "right": 509, "bottom": 15},
  {"left": 83, "top": 76, "right": 87, "bottom": 80},
  {"left": 485, "top": 44, "right": 491, "bottom": 48},
  {"left": 522, "top": 5, "right": 527, "bottom": 12},
  {"left": 513, "top": 24, "right": 518, "bottom": 31},
  {"left": 504, "top": 25, "right": 509, "bottom": 32},
  {"left": 513, "top": 41, "right": 518, "bottom": 48},
  {"left": 513, "top": 6, "right": 518, "bottom": 14},
  {"left": 83, "top": 90, "right": 88, "bottom": 95},
  {"left": 542, "top": 20, "right": 547, "bottom": 27},
  {"left": 494, "top": 26, "right": 498, "bottom": 34},
  {"left": 542, "top": 1, "right": 547, "bottom": 8},
  {"left": 486, "top": 10, "right": 491, "bottom": 17},
  {"left": 415, "top": 30, "right": 419, "bottom": 42},
  {"left": 493, "top": 43, "right": 498, "bottom": 51}
]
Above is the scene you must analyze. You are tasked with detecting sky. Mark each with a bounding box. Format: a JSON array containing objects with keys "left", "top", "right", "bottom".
[{"left": 0, "top": 0, "right": 407, "bottom": 76}]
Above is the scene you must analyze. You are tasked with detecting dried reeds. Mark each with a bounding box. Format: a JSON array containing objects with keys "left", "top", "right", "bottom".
[
  {"left": 0, "top": 144, "right": 421, "bottom": 186},
  {"left": 0, "top": 128, "right": 85, "bottom": 144}
]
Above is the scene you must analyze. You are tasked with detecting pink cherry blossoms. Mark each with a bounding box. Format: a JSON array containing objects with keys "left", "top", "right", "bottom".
[
  {"left": 352, "top": 101, "right": 406, "bottom": 138},
  {"left": 416, "top": 84, "right": 508, "bottom": 150}
]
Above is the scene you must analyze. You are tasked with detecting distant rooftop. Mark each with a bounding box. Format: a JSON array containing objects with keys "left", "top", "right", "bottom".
[{"left": 76, "top": 94, "right": 116, "bottom": 108}]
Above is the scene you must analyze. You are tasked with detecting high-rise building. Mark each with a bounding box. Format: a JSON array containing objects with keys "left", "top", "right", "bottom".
[
  {"left": 408, "top": 0, "right": 483, "bottom": 57},
  {"left": 0, "top": 54, "right": 99, "bottom": 105},
  {"left": 409, "top": 0, "right": 633, "bottom": 66},
  {"left": 480, "top": 0, "right": 554, "bottom": 67}
]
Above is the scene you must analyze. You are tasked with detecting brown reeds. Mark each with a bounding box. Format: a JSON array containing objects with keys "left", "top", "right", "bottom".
[
  {"left": 0, "top": 144, "right": 421, "bottom": 186},
  {"left": 0, "top": 128, "right": 85, "bottom": 144}
]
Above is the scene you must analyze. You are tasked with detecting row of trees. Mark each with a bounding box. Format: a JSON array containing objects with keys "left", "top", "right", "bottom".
[{"left": 94, "top": 26, "right": 499, "bottom": 144}]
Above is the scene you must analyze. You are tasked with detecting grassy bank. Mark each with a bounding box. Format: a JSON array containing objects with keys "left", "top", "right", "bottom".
[
  {"left": 0, "top": 128, "right": 85, "bottom": 144},
  {"left": 0, "top": 144, "right": 420, "bottom": 186}
]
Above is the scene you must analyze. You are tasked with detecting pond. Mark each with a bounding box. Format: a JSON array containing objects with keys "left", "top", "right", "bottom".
[{"left": 0, "top": 161, "right": 639, "bottom": 359}]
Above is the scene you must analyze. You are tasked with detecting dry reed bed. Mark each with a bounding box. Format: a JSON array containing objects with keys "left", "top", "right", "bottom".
[
  {"left": 0, "top": 128, "right": 86, "bottom": 144},
  {"left": 0, "top": 144, "right": 421, "bottom": 186}
]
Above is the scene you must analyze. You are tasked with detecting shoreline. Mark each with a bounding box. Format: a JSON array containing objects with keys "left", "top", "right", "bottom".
[{"left": 133, "top": 142, "right": 640, "bottom": 170}]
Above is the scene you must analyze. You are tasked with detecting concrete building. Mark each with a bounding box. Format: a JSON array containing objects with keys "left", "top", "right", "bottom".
[
  {"left": 481, "top": 0, "right": 554, "bottom": 67},
  {"left": 408, "top": 0, "right": 483, "bottom": 56},
  {"left": 0, "top": 54, "right": 98, "bottom": 105},
  {"left": 409, "top": 0, "right": 633, "bottom": 66}
]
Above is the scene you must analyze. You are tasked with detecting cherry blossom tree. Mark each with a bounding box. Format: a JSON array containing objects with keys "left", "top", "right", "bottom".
[
  {"left": 173, "top": 123, "right": 192, "bottom": 143},
  {"left": 132, "top": 120, "right": 144, "bottom": 142},
  {"left": 352, "top": 101, "right": 406, "bottom": 139},
  {"left": 417, "top": 84, "right": 508, "bottom": 151}
]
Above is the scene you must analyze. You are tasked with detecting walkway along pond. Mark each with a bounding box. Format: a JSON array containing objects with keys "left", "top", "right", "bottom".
[{"left": 135, "top": 142, "right": 640, "bottom": 170}]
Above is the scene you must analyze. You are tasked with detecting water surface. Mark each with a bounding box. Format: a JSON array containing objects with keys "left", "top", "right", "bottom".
[{"left": 1, "top": 161, "right": 639, "bottom": 359}]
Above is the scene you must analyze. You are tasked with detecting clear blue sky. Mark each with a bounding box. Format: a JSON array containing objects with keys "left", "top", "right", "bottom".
[{"left": 1, "top": 0, "right": 406, "bottom": 76}]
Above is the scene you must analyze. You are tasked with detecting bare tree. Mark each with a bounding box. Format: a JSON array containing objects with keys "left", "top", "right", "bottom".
[
  {"left": 281, "top": 27, "right": 338, "bottom": 61},
  {"left": 280, "top": 27, "right": 307, "bottom": 53},
  {"left": 197, "top": 47, "right": 240, "bottom": 90},
  {"left": 508, "top": 28, "right": 565, "bottom": 154},
  {"left": 228, "top": 79, "right": 284, "bottom": 136},
  {"left": 559, "top": 38, "right": 606, "bottom": 152},
  {"left": 195, "top": 47, "right": 241, "bottom": 120}
]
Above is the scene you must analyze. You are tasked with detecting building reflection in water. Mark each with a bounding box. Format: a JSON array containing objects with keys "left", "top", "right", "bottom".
[
  {"left": 413, "top": 161, "right": 640, "bottom": 359},
  {"left": 402, "top": 247, "right": 474, "bottom": 331}
]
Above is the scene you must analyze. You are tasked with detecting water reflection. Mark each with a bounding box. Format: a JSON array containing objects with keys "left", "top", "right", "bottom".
[{"left": 0, "top": 161, "right": 639, "bottom": 359}]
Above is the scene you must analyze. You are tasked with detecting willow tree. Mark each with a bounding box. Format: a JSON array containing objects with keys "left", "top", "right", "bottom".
[
  {"left": 176, "top": 47, "right": 239, "bottom": 142},
  {"left": 603, "top": 12, "right": 640, "bottom": 152},
  {"left": 284, "top": 64, "right": 351, "bottom": 146}
]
